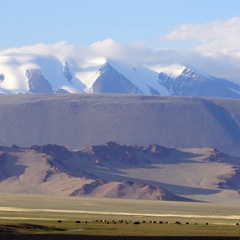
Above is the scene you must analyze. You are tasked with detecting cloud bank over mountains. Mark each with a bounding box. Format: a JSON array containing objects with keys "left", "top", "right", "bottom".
[
  {"left": 1, "top": 17, "right": 239, "bottom": 82},
  {"left": 162, "top": 17, "right": 240, "bottom": 53}
]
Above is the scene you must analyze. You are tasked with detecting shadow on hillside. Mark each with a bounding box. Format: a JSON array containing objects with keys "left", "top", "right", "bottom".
[
  {"left": 0, "top": 152, "right": 27, "bottom": 180},
  {"left": 90, "top": 171, "right": 220, "bottom": 198},
  {"left": 161, "top": 149, "right": 204, "bottom": 164}
]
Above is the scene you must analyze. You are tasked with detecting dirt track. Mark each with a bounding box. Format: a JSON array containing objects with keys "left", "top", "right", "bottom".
[{"left": 0, "top": 207, "right": 239, "bottom": 220}]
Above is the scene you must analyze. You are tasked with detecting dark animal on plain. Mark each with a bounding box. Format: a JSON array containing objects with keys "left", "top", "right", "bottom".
[
  {"left": 134, "top": 222, "right": 140, "bottom": 225},
  {"left": 175, "top": 221, "right": 181, "bottom": 225}
]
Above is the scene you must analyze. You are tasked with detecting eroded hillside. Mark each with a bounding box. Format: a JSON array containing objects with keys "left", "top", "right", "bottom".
[{"left": 0, "top": 143, "right": 239, "bottom": 203}]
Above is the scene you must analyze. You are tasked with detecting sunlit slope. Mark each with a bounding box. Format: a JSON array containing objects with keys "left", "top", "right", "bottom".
[{"left": 0, "top": 143, "right": 239, "bottom": 203}]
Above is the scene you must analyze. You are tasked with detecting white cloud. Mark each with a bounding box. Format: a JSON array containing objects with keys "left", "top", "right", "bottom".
[
  {"left": 161, "top": 17, "right": 240, "bottom": 56},
  {"left": 0, "top": 18, "right": 239, "bottom": 83}
]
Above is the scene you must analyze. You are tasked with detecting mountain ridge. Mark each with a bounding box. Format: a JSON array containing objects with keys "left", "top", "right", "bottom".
[
  {"left": 0, "top": 52, "right": 239, "bottom": 98},
  {"left": 158, "top": 66, "right": 240, "bottom": 98}
]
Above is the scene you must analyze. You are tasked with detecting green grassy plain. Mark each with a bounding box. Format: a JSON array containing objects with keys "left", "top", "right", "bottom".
[{"left": 0, "top": 193, "right": 239, "bottom": 237}]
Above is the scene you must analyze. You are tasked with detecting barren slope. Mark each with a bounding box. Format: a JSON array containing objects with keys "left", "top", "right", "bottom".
[
  {"left": 0, "top": 143, "right": 239, "bottom": 203},
  {"left": 0, "top": 94, "right": 240, "bottom": 156}
]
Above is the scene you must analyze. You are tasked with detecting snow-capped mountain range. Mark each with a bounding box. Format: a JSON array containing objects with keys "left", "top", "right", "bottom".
[{"left": 0, "top": 52, "right": 240, "bottom": 98}]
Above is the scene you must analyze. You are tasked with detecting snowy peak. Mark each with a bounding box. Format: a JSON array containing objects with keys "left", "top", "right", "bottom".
[
  {"left": 181, "top": 67, "right": 209, "bottom": 81},
  {"left": 92, "top": 62, "right": 143, "bottom": 94},
  {"left": 0, "top": 53, "right": 87, "bottom": 94},
  {"left": 158, "top": 65, "right": 240, "bottom": 98},
  {"left": 0, "top": 51, "right": 240, "bottom": 98},
  {"left": 181, "top": 66, "right": 213, "bottom": 80},
  {"left": 92, "top": 59, "right": 170, "bottom": 95}
]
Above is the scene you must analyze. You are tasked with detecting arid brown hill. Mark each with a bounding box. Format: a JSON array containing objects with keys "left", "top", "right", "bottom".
[{"left": 0, "top": 143, "right": 239, "bottom": 203}]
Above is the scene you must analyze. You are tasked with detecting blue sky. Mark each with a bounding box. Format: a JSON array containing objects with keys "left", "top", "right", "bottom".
[
  {"left": 1, "top": 0, "right": 239, "bottom": 49},
  {"left": 0, "top": 0, "right": 239, "bottom": 82}
]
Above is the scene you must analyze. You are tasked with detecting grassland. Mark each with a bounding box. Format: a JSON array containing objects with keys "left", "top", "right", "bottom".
[{"left": 0, "top": 193, "right": 239, "bottom": 239}]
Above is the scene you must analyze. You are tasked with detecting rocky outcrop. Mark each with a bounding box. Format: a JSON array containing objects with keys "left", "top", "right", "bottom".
[
  {"left": 70, "top": 180, "right": 194, "bottom": 201},
  {"left": 0, "top": 74, "right": 4, "bottom": 82},
  {"left": 106, "top": 181, "right": 194, "bottom": 201},
  {"left": 70, "top": 179, "right": 105, "bottom": 196},
  {"left": 63, "top": 61, "right": 72, "bottom": 83},
  {"left": 83, "top": 142, "right": 172, "bottom": 166},
  {"left": 25, "top": 68, "right": 53, "bottom": 93},
  {"left": 29, "top": 144, "right": 71, "bottom": 162}
]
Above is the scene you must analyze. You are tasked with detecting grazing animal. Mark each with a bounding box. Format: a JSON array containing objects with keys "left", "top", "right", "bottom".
[
  {"left": 175, "top": 221, "right": 181, "bottom": 225},
  {"left": 134, "top": 222, "right": 140, "bottom": 225}
]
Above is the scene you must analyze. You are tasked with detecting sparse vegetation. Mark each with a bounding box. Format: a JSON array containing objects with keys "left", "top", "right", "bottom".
[{"left": 0, "top": 194, "right": 239, "bottom": 238}]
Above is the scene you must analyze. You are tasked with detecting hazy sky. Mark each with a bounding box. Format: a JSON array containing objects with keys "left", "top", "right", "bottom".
[{"left": 1, "top": 0, "right": 239, "bottom": 81}]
